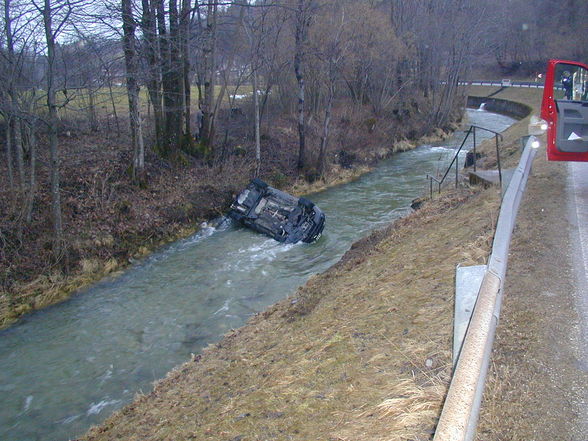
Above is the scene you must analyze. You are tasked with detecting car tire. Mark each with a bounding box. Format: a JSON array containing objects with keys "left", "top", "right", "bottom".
[
  {"left": 251, "top": 178, "right": 268, "bottom": 190},
  {"left": 298, "top": 197, "right": 314, "bottom": 211}
]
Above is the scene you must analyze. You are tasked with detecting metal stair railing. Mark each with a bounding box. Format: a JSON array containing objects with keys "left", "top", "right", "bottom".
[{"left": 426, "top": 125, "right": 504, "bottom": 199}]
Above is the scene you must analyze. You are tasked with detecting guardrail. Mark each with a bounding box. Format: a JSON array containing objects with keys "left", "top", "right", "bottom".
[
  {"left": 427, "top": 125, "right": 504, "bottom": 198},
  {"left": 433, "top": 137, "right": 539, "bottom": 441},
  {"left": 459, "top": 80, "right": 544, "bottom": 89}
]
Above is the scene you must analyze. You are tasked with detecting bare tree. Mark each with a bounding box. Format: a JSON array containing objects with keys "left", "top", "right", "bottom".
[
  {"left": 2, "top": 0, "right": 25, "bottom": 193},
  {"left": 293, "top": 0, "right": 314, "bottom": 169},
  {"left": 34, "top": 0, "right": 71, "bottom": 256},
  {"left": 315, "top": 4, "right": 345, "bottom": 177},
  {"left": 140, "top": 0, "right": 163, "bottom": 147},
  {"left": 180, "top": 0, "right": 192, "bottom": 138},
  {"left": 121, "top": 0, "right": 145, "bottom": 179},
  {"left": 161, "top": 0, "right": 182, "bottom": 153},
  {"left": 199, "top": 0, "right": 218, "bottom": 149},
  {"left": 242, "top": 0, "right": 262, "bottom": 174}
]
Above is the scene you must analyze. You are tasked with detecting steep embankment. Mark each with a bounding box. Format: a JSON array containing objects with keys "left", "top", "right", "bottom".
[
  {"left": 83, "top": 189, "right": 500, "bottom": 441},
  {"left": 81, "top": 87, "right": 540, "bottom": 441}
]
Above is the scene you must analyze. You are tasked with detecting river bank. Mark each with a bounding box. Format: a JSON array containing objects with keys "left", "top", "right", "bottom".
[
  {"left": 2, "top": 103, "right": 516, "bottom": 441},
  {"left": 81, "top": 188, "right": 501, "bottom": 441},
  {"left": 75, "top": 87, "right": 539, "bottom": 440},
  {"left": 0, "top": 106, "right": 458, "bottom": 330}
]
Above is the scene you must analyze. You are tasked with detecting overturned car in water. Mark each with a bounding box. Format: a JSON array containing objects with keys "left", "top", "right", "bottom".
[{"left": 228, "top": 178, "right": 325, "bottom": 244}]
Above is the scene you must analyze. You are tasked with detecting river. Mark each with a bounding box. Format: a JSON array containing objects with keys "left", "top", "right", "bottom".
[{"left": 0, "top": 109, "right": 515, "bottom": 441}]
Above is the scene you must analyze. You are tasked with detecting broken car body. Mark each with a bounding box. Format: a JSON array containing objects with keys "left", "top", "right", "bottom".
[{"left": 228, "top": 179, "right": 325, "bottom": 244}]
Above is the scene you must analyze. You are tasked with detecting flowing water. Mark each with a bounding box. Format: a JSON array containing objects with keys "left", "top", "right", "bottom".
[{"left": 0, "top": 109, "right": 515, "bottom": 441}]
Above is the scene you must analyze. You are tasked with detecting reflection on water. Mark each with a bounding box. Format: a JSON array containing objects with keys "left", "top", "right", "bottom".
[{"left": 0, "top": 110, "right": 515, "bottom": 441}]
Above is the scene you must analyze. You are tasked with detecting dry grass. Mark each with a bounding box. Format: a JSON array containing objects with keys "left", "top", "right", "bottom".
[
  {"left": 288, "top": 164, "right": 372, "bottom": 196},
  {"left": 0, "top": 257, "right": 120, "bottom": 328},
  {"left": 76, "top": 87, "right": 546, "bottom": 441},
  {"left": 81, "top": 183, "right": 502, "bottom": 441}
]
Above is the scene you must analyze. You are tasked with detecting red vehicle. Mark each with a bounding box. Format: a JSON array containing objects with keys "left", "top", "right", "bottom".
[{"left": 541, "top": 59, "right": 588, "bottom": 161}]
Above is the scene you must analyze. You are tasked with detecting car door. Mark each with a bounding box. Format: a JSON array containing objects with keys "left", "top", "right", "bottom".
[{"left": 541, "top": 59, "right": 588, "bottom": 161}]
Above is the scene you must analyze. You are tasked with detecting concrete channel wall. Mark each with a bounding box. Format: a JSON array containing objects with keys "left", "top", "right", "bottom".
[{"left": 467, "top": 96, "right": 532, "bottom": 120}]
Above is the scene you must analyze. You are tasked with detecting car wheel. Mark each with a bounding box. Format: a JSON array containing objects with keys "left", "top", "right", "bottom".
[
  {"left": 251, "top": 178, "right": 268, "bottom": 190},
  {"left": 298, "top": 197, "right": 314, "bottom": 211}
]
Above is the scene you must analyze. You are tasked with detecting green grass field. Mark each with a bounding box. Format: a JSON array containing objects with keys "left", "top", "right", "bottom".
[{"left": 5, "top": 84, "right": 254, "bottom": 123}]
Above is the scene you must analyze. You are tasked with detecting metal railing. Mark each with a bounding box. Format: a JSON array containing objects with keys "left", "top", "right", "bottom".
[{"left": 427, "top": 125, "right": 504, "bottom": 198}]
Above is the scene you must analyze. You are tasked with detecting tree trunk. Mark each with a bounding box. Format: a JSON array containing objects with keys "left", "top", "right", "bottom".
[
  {"left": 135, "top": 108, "right": 145, "bottom": 172},
  {"left": 156, "top": 0, "right": 171, "bottom": 154},
  {"left": 5, "top": 0, "right": 25, "bottom": 194},
  {"left": 14, "top": 119, "right": 24, "bottom": 192},
  {"left": 122, "top": 0, "right": 145, "bottom": 179},
  {"left": 200, "top": 0, "right": 217, "bottom": 148},
  {"left": 181, "top": 0, "right": 191, "bottom": 138},
  {"left": 294, "top": 0, "right": 309, "bottom": 170},
  {"left": 87, "top": 89, "right": 98, "bottom": 131},
  {"left": 158, "top": 0, "right": 181, "bottom": 154},
  {"left": 252, "top": 68, "right": 261, "bottom": 176},
  {"left": 141, "top": 0, "right": 164, "bottom": 148},
  {"left": 25, "top": 119, "right": 37, "bottom": 224},
  {"left": 4, "top": 0, "right": 15, "bottom": 191},
  {"left": 4, "top": 118, "right": 15, "bottom": 191},
  {"left": 167, "top": 0, "right": 182, "bottom": 150},
  {"left": 107, "top": 78, "right": 121, "bottom": 135},
  {"left": 318, "top": 83, "right": 333, "bottom": 178},
  {"left": 43, "top": 0, "right": 64, "bottom": 257}
]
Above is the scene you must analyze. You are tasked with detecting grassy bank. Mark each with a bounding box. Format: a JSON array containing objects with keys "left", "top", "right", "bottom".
[
  {"left": 80, "top": 87, "right": 544, "bottom": 440},
  {"left": 83, "top": 186, "right": 501, "bottom": 441}
]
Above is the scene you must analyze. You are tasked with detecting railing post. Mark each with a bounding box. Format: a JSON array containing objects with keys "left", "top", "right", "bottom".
[
  {"left": 473, "top": 127, "right": 477, "bottom": 172},
  {"left": 495, "top": 134, "right": 502, "bottom": 186},
  {"left": 455, "top": 152, "right": 459, "bottom": 188},
  {"left": 429, "top": 125, "right": 501, "bottom": 196}
]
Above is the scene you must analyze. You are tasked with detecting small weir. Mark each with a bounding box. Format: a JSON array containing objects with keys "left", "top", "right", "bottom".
[{"left": 0, "top": 110, "right": 516, "bottom": 441}]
